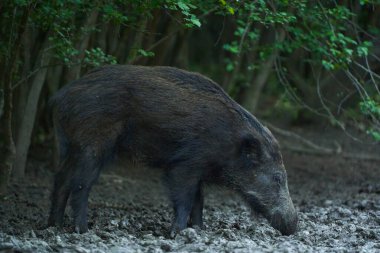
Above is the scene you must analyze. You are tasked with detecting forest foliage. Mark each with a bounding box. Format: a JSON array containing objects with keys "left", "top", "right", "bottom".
[{"left": 0, "top": 0, "right": 379, "bottom": 194}]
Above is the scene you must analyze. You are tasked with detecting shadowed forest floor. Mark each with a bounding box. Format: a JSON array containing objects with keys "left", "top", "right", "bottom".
[{"left": 0, "top": 126, "right": 379, "bottom": 252}]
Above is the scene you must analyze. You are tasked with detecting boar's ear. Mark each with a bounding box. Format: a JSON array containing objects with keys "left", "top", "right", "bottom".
[{"left": 239, "top": 135, "right": 262, "bottom": 162}]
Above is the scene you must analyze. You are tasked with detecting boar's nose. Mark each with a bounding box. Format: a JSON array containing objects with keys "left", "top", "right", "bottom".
[{"left": 270, "top": 209, "right": 298, "bottom": 236}]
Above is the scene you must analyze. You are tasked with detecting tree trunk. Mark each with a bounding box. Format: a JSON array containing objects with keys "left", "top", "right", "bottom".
[
  {"left": 173, "top": 30, "right": 190, "bottom": 68},
  {"left": 107, "top": 23, "right": 121, "bottom": 56},
  {"left": 224, "top": 18, "right": 253, "bottom": 92},
  {"left": 0, "top": 7, "right": 30, "bottom": 196},
  {"left": 0, "top": 90, "right": 3, "bottom": 119},
  {"left": 115, "top": 27, "right": 132, "bottom": 64},
  {"left": 139, "top": 10, "right": 161, "bottom": 65},
  {"left": 14, "top": 26, "right": 33, "bottom": 138},
  {"left": 149, "top": 14, "right": 180, "bottom": 66},
  {"left": 64, "top": 10, "right": 99, "bottom": 83},
  {"left": 241, "top": 29, "right": 285, "bottom": 113},
  {"left": 0, "top": 77, "right": 16, "bottom": 196},
  {"left": 46, "top": 65, "right": 63, "bottom": 94},
  {"left": 97, "top": 23, "right": 108, "bottom": 53},
  {"left": 12, "top": 36, "right": 52, "bottom": 178},
  {"left": 127, "top": 17, "right": 148, "bottom": 63}
]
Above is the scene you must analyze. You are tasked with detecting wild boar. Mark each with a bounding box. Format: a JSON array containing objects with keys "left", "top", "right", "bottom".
[{"left": 48, "top": 65, "right": 298, "bottom": 236}]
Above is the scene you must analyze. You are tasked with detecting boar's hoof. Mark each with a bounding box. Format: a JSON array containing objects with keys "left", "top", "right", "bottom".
[{"left": 74, "top": 224, "right": 88, "bottom": 234}]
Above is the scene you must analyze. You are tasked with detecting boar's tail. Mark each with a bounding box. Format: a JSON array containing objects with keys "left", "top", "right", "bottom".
[
  {"left": 47, "top": 91, "right": 62, "bottom": 132},
  {"left": 48, "top": 86, "right": 70, "bottom": 160},
  {"left": 47, "top": 85, "right": 69, "bottom": 120},
  {"left": 47, "top": 91, "right": 59, "bottom": 117},
  {"left": 48, "top": 89, "right": 70, "bottom": 168},
  {"left": 48, "top": 87, "right": 64, "bottom": 110},
  {"left": 47, "top": 92, "right": 59, "bottom": 129}
]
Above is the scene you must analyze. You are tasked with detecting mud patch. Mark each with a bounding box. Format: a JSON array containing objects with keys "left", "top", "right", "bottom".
[{"left": 1, "top": 148, "right": 379, "bottom": 252}]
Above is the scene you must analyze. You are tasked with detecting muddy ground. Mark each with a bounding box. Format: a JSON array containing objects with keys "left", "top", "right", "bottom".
[{"left": 0, "top": 126, "right": 379, "bottom": 253}]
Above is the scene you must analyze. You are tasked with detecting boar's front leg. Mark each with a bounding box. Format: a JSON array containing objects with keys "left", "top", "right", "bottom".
[
  {"left": 69, "top": 148, "right": 106, "bottom": 234},
  {"left": 165, "top": 167, "right": 203, "bottom": 238},
  {"left": 188, "top": 183, "right": 204, "bottom": 228},
  {"left": 48, "top": 158, "right": 75, "bottom": 228}
]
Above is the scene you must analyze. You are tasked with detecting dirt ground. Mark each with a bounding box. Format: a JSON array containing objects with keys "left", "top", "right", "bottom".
[{"left": 0, "top": 126, "right": 379, "bottom": 253}]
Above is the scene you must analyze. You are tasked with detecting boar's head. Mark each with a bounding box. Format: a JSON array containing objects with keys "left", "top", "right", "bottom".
[{"left": 224, "top": 122, "right": 298, "bottom": 235}]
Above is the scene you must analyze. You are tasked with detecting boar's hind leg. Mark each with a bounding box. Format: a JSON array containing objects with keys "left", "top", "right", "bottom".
[
  {"left": 48, "top": 158, "right": 73, "bottom": 228},
  {"left": 188, "top": 183, "right": 204, "bottom": 228},
  {"left": 165, "top": 168, "right": 203, "bottom": 237},
  {"left": 69, "top": 147, "right": 108, "bottom": 233}
]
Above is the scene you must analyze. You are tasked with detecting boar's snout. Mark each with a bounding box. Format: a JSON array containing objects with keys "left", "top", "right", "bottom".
[{"left": 269, "top": 204, "right": 298, "bottom": 236}]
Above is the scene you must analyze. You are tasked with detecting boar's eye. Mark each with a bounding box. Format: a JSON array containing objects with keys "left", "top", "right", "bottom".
[
  {"left": 240, "top": 135, "right": 261, "bottom": 162},
  {"left": 273, "top": 172, "right": 285, "bottom": 185}
]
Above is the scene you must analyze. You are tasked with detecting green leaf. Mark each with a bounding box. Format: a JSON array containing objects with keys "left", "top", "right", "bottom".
[
  {"left": 357, "top": 46, "right": 368, "bottom": 57},
  {"left": 367, "top": 129, "right": 380, "bottom": 141},
  {"left": 322, "top": 60, "right": 335, "bottom": 70},
  {"left": 137, "top": 49, "right": 155, "bottom": 57},
  {"left": 177, "top": 1, "right": 190, "bottom": 11},
  {"left": 360, "top": 99, "right": 380, "bottom": 117},
  {"left": 227, "top": 6, "right": 235, "bottom": 15},
  {"left": 223, "top": 43, "right": 239, "bottom": 54},
  {"left": 226, "top": 62, "right": 234, "bottom": 72},
  {"left": 190, "top": 16, "right": 201, "bottom": 27}
]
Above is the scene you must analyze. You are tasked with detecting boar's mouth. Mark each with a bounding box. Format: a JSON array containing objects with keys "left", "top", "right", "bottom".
[
  {"left": 243, "top": 191, "right": 298, "bottom": 236},
  {"left": 269, "top": 210, "right": 298, "bottom": 236},
  {"left": 242, "top": 191, "right": 268, "bottom": 217}
]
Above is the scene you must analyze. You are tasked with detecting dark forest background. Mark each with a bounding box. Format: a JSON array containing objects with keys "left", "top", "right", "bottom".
[{"left": 0, "top": 0, "right": 379, "bottom": 195}]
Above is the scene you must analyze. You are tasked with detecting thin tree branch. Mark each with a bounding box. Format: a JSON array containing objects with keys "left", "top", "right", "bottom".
[{"left": 263, "top": 121, "right": 340, "bottom": 153}]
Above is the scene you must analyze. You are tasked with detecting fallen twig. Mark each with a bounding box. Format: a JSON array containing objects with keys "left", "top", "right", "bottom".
[
  {"left": 263, "top": 121, "right": 340, "bottom": 153},
  {"left": 263, "top": 121, "right": 380, "bottom": 161},
  {"left": 282, "top": 143, "right": 380, "bottom": 161}
]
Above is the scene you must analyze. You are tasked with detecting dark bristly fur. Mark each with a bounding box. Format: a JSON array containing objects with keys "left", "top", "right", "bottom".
[{"left": 48, "top": 65, "right": 298, "bottom": 236}]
